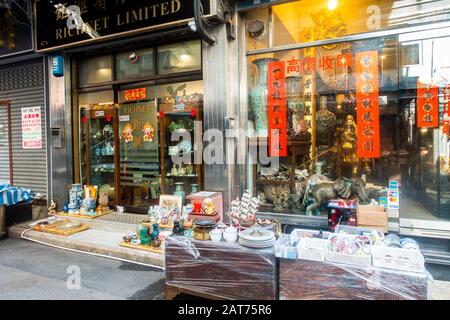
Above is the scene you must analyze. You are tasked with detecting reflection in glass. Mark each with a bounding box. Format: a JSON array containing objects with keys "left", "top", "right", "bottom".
[
  {"left": 116, "top": 48, "right": 154, "bottom": 80},
  {"left": 79, "top": 55, "right": 113, "bottom": 86},
  {"left": 157, "top": 40, "right": 201, "bottom": 75}
]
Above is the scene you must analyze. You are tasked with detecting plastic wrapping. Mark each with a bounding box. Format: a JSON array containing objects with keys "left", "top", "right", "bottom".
[
  {"left": 279, "top": 258, "right": 429, "bottom": 300},
  {"left": 165, "top": 236, "right": 277, "bottom": 300}
]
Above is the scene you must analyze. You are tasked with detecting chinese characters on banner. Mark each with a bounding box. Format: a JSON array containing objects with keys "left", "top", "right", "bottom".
[
  {"left": 356, "top": 51, "right": 380, "bottom": 158},
  {"left": 267, "top": 61, "right": 287, "bottom": 157},
  {"left": 124, "top": 87, "right": 147, "bottom": 101},
  {"left": 21, "top": 106, "right": 42, "bottom": 149},
  {"left": 285, "top": 53, "right": 352, "bottom": 74},
  {"left": 417, "top": 81, "right": 439, "bottom": 128}
]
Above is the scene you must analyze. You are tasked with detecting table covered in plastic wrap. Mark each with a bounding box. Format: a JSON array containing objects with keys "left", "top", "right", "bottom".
[
  {"left": 165, "top": 236, "right": 277, "bottom": 300},
  {"left": 279, "top": 258, "right": 428, "bottom": 300}
]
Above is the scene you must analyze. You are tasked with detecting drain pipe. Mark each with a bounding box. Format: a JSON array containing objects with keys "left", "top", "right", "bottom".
[
  {"left": 194, "top": 0, "right": 217, "bottom": 46},
  {"left": 20, "top": 228, "right": 165, "bottom": 270}
]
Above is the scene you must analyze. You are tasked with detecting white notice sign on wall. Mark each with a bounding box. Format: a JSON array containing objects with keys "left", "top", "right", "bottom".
[{"left": 22, "top": 106, "right": 42, "bottom": 149}]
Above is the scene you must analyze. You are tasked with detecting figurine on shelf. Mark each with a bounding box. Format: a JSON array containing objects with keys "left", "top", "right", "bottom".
[
  {"left": 334, "top": 115, "right": 360, "bottom": 177},
  {"left": 48, "top": 200, "right": 57, "bottom": 216},
  {"left": 201, "top": 198, "right": 216, "bottom": 216}
]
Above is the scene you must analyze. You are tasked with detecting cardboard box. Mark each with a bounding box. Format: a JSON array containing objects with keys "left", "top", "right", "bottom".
[{"left": 357, "top": 205, "right": 388, "bottom": 233}]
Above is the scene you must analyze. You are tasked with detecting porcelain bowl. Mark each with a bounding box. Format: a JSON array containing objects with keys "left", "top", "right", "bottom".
[{"left": 223, "top": 231, "right": 238, "bottom": 243}]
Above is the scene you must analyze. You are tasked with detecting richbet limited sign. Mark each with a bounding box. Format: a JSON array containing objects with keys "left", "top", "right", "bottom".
[{"left": 34, "top": 0, "right": 211, "bottom": 52}]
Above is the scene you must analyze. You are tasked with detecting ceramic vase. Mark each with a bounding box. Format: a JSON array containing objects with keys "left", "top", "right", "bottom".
[
  {"left": 250, "top": 58, "right": 278, "bottom": 137},
  {"left": 69, "top": 184, "right": 83, "bottom": 210},
  {"left": 190, "top": 183, "right": 198, "bottom": 194},
  {"left": 174, "top": 182, "right": 186, "bottom": 205}
]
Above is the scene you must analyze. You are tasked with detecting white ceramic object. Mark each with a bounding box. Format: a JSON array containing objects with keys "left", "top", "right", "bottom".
[
  {"left": 224, "top": 232, "right": 238, "bottom": 243},
  {"left": 209, "top": 229, "right": 223, "bottom": 242}
]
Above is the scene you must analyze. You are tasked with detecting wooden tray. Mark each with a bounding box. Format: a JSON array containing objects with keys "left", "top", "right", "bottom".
[
  {"left": 56, "top": 210, "right": 113, "bottom": 219},
  {"left": 119, "top": 241, "right": 164, "bottom": 254},
  {"left": 35, "top": 222, "right": 89, "bottom": 236}
]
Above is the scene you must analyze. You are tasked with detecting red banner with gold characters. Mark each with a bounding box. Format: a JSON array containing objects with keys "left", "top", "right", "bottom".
[
  {"left": 124, "top": 88, "right": 147, "bottom": 101},
  {"left": 268, "top": 61, "right": 287, "bottom": 157},
  {"left": 356, "top": 51, "right": 380, "bottom": 159},
  {"left": 417, "top": 81, "right": 439, "bottom": 128}
]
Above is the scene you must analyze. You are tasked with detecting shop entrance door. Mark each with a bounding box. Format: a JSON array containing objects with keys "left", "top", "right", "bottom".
[
  {"left": 118, "top": 86, "right": 160, "bottom": 212},
  {"left": 398, "top": 29, "right": 450, "bottom": 238}
]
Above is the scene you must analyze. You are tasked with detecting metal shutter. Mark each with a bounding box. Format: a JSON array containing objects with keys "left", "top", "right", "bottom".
[
  {"left": 0, "top": 60, "right": 47, "bottom": 195},
  {"left": 0, "top": 106, "right": 10, "bottom": 183}
]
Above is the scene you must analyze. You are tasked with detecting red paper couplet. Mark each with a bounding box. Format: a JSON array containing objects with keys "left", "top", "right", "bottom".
[
  {"left": 267, "top": 61, "right": 288, "bottom": 157},
  {"left": 356, "top": 51, "right": 380, "bottom": 159},
  {"left": 417, "top": 81, "right": 439, "bottom": 128}
]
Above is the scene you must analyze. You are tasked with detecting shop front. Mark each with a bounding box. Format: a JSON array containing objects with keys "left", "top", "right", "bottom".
[
  {"left": 35, "top": 0, "right": 242, "bottom": 213},
  {"left": 238, "top": 0, "right": 450, "bottom": 240}
]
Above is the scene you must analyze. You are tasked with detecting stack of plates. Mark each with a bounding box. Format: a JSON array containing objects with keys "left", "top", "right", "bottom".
[{"left": 238, "top": 229, "right": 275, "bottom": 248}]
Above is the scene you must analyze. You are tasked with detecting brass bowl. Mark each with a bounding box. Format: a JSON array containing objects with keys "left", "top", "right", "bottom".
[{"left": 123, "top": 236, "right": 132, "bottom": 243}]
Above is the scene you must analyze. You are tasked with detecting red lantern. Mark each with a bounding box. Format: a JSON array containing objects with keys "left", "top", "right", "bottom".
[
  {"left": 158, "top": 111, "right": 164, "bottom": 118},
  {"left": 190, "top": 108, "right": 197, "bottom": 117},
  {"left": 106, "top": 115, "right": 112, "bottom": 122},
  {"left": 82, "top": 116, "right": 87, "bottom": 124}
]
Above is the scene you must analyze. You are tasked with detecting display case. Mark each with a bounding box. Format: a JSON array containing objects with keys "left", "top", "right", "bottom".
[
  {"left": 80, "top": 105, "right": 116, "bottom": 205},
  {"left": 158, "top": 100, "right": 203, "bottom": 198}
]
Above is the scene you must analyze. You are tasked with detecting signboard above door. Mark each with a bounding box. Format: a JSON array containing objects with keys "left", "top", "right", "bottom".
[{"left": 34, "top": 0, "right": 212, "bottom": 52}]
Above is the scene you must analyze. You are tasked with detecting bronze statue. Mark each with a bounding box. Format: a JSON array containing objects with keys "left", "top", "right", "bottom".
[
  {"left": 305, "top": 176, "right": 369, "bottom": 215},
  {"left": 334, "top": 115, "right": 360, "bottom": 177}
]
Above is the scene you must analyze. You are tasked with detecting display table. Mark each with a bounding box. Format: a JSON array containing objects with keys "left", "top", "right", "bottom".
[
  {"left": 165, "top": 237, "right": 277, "bottom": 300},
  {"left": 279, "top": 258, "right": 428, "bottom": 300}
]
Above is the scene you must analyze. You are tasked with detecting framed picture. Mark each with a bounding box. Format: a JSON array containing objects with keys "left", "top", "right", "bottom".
[{"left": 159, "top": 195, "right": 183, "bottom": 212}]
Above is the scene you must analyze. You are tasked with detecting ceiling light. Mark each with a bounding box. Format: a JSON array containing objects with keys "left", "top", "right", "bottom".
[{"left": 328, "top": 0, "right": 338, "bottom": 10}]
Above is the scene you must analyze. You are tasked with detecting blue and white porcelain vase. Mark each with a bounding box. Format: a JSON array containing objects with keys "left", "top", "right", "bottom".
[
  {"left": 68, "top": 183, "right": 83, "bottom": 212},
  {"left": 250, "top": 58, "right": 278, "bottom": 137}
]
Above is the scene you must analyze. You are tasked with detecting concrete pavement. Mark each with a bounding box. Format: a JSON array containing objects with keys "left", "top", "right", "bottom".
[
  {"left": 0, "top": 238, "right": 165, "bottom": 300},
  {"left": 1, "top": 237, "right": 450, "bottom": 300}
]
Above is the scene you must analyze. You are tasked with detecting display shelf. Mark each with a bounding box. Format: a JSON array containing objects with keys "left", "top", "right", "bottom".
[{"left": 256, "top": 179, "right": 292, "bottom": 185}]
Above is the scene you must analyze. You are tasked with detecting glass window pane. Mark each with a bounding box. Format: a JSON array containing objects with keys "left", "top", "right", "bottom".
[
  {"left": 115, "top": 48, "right": 154, "bottom": 80},
  {"left": 79, "top": 91, "right": 114, "bottom": 107},
  {"left": 157, "top": 40, "right": 201, "bottom": 75},
  {"left": 79, "top": 55, "right": 113, "bottom": 86}
]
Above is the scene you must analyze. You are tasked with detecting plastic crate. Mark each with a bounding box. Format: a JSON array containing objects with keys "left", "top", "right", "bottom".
[
  {"left": 325, "top": 250, "right": 372, "bottom": 267},
  {"left": 297, "top": 237, "right": 328, "bottom": 262},
  {"left": 371, "top": 245, "right": 425, "bottom": 273},
  {"left": 274, "top": 234, "right": 298, "bottom": 259}
]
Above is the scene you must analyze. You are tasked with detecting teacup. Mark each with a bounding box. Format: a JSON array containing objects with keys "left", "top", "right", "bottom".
[{"left": 209, "top": 229, "right": 223, "bottom": 242}]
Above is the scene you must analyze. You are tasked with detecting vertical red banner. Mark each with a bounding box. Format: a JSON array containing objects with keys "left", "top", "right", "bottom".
[
  {"left": 417, "top": 81, "right": 439, "bottom": 128},
  {"left": 268, "top": 61, "right": 287, "bottom": 157},
  {"left": 356, "top": 51, "right": 380, "bottom": 159}
]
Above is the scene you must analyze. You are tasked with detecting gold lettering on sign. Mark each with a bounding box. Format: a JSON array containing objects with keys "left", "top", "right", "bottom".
[{"left": 54, "top": 1, "right": 182, "bottom": 41}]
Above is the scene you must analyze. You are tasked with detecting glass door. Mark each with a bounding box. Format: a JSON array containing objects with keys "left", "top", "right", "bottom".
[{"left": 118, "top": 86, "right": 160, "bottom": 211}]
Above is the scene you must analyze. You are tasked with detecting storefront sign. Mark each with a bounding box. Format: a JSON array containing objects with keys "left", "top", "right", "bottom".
[
  {"left": 267, "top": 61, "right": 287, "bottom": 157},
  {"left": 35, "top": 0, "right": 211, "bottom": 52},
  {"left": 356, "top": 51, "right": 380, "bottom": 159},
  {"left": 21, "top": 106, "right": 42, "bottom": 149},
  {"left": 417, "top": 81, "right": 439, "bottom": 128},
  {"left": 124, "top": 88, "right": 147, "bottom": 101},
  {"left": 0, "top": 1, "right": 33, "bottom": 57}
]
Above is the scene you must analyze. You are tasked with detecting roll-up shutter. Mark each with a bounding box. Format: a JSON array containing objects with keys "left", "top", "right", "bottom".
[
  {"left": 0, "top": 60, "right": 47, "bottom": 195},
  {"left": 0, "top": 106, "right": 10, "bottom": 183}
]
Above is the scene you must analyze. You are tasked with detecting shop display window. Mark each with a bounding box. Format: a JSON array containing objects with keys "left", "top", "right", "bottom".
[
  {"left": 246, "top": 0, "right": 450, "bottom": 50},
  {"left": 156, "top": 80, "right": 204, "bottom": 197},
  {"left": 247, "top": 32, "right": 450, "bottom": 220},
  {"left": 79, "top": 55, "right": 113, "bottom": 86},
  {"left": 79, "top": 90, "right": 116, "bottom": 205},
  {"left": 157, "top": 40, "right": 202, "bottom": 75}
]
